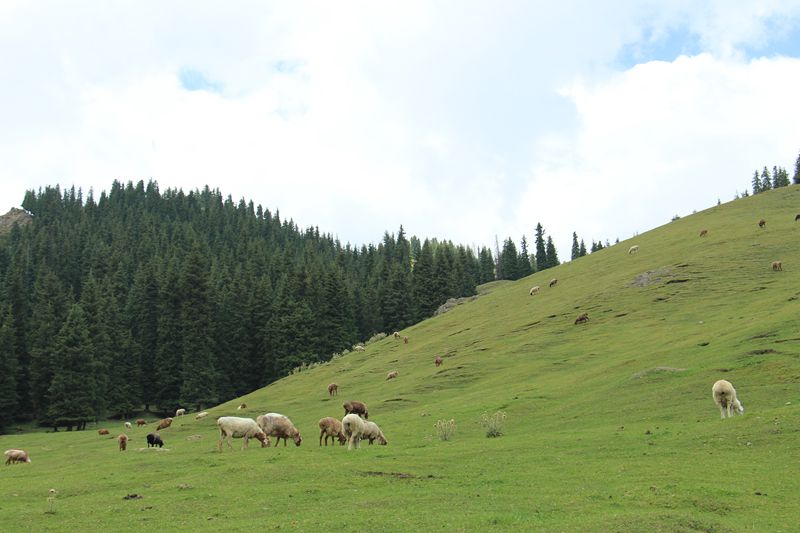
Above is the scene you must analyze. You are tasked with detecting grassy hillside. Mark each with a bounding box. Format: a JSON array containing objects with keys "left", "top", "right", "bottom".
[{"left": 2, "top": 187, "right": 799, "bottom": 531}]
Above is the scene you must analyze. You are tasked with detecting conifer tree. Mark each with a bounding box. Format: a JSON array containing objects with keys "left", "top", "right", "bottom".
[
  {"left": 760, "top": 166, "right": 772, "bottom": 191},
  {"left": 518, "top": 236, "right": 533, "bottom": 278},
  {"left": 500, "top": 238, "right": 519, "bottom": 280},
  {"left": 545, "top": 236, "right": 560, "bottom": 268},
  {"left": 752, "top": 170, "right": 761, "bottom": 194},
  {"left": 579, "top": 240, "right": 587, "bottom": 257},
  {"left": 0, "top": 305, "right": 19, "bottom": 432},
  {"left": 794, "top": 151, "right": 800, "bottom": 184},
  {"left": 571, "top": 232, "right": 580, "bottom": 260},
  {"left": 534, "top": 223, "right": 547, "bottom": 271},
  {"left": 412, "top": 239, "right": 439, "bottom": 319},
  {"left": 478, "top": 247, "right": 495, "bottom": 283}
]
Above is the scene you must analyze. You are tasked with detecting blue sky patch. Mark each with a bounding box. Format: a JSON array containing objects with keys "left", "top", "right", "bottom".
[
  {"left": 616, "top": 26, "right": 702, "bottom": 68},
  {"left": 179, "top": 69, "right": 223, "bottom": 93}
]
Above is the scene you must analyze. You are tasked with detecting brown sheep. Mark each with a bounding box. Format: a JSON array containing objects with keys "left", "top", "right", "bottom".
[
  {"left": 549, "top": 278, "right": 558, "bottom": 287},
  {"left": 386, "top": 370, "right": 398, "bottom": 380},
  {"left": 435, "top": 356, "right": 443, "bottom": 367},
  {"left": 256, "top": 413, "right": 302, "bottom": 447},
  {"left": 759, "top": 218, "right": 766, "bottom": 228},
  {"left": 699, "top": 229, "right": 708, "bottom": 237},
  {"left": 98, "top": 429, "right": 110, "bottom": 436},
  {"left": 772, "top": 261, "right": 782, "bottom": 271},
  {"left": 318, "top": 417, "right": 347, "bottom": 446},
  {"left": 155, "top": 417, "right": 173, "bottom": 431},
  {"left": 118, "top": 434, "right": 128, "bottom": 451},
  {"left": 237, "top": 403, "right": 247, "bottom": 410},
  {"left": 4, "top": 449, "right": 31, "bottom": 464},
  {"left": 343, "top": 400, "right": 369, "bottom": 419},
  {"left": 574, "top": 313, "right": 589, "bottom": 325},
  {"left": 328, "top": 383, "right": 339, "bottom": 396},
  {"left": 403, "top": 336, "right": 409, "bottom": 344},
  {"left": 135, "top": 418, "right": 147, "bottom": 427}
]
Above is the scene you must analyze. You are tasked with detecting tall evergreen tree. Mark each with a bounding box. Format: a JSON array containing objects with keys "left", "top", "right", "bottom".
[
  {"left": 518, "top": 236, "right": 533, "bottom": 278},
  {"left": 499, "top": 238, "right": 519, "bottom": 280},
  {"left": 478, "top": 247, "right": 495, "bottom": 283},
  {"left": 534, "top": 223, "right": 547, "bottom": 272},
  {"left": 794, "top": 151, "right": 800, "bottom": 184},
  {"left": 579, "top": 240, "right": 587, "bottom": 257},
  {"left": 412, "top": 239, "right": 440, "bottom": 319},
  {"left": 571, "top": 232, "right": 580, "bottom": 260},
  {"left": 752, "top": 170, "right": 761, "bottom": 194},
  {"left": 760, "top": 166, "right": 772, "bottom": 191},
  {"left": 0, "top": 305, "right": 19, "bottom": 432},
  {"left": 545, "top": 236, "right": 560, "bottom": 269}
]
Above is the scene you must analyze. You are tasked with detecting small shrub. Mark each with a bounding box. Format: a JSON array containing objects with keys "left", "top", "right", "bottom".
[
  {"left": 479, "top": 411, "right": 506, "bottom": 438},
  {"left": 434, "top": 419, "right": 456, "bottom": 441}
]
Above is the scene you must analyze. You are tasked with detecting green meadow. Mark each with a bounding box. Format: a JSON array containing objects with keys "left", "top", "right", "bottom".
[{"left": 2, "top": 187, "right": 799, "bottom": 532}]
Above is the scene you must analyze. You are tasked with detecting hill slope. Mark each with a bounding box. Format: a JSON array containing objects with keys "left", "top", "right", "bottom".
[{"left": 2, "top": 187, "right": 799, "bottom": 531}]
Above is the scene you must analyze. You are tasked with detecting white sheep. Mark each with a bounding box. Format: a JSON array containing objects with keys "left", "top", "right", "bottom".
[
  {"left": 529, "top": 286, "right": 540, "bottom": 296},
  {"left": 361, "top": 420, "right": 388, "bottom": 445},
  {"left": 342, "top": 413, "right": 366, "bottom": 450},
  {"left": 712, "top": 380, "right": 744, "bottom": 419},
  {"left": 216, "top": 416, "right": 270, "bottom": 451},
  {"left": 195, "top": 411, "right": 209, "bottom": 420},
  {"left": 256, "top": 413, "right": 303, "bottom": 447},
  {"left": 175, "top": 408, "right": 186, "bottom": 417},
  {"left": 124, "top": 422, "right": 132, "bottom": 429},
  {"left": 628, "top": 245, "right": 639, "bottom": 254}
]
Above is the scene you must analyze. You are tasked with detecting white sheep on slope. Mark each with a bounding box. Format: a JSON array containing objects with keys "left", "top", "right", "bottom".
[
  {"left": 712, "top": 379, "right": 744, "bottom": 419},
  {"left": 342, "top": 413, "right": 366, "bottom": 450},
  {"left": 216, "top": 416, "right": 269, "bottom": 451}
]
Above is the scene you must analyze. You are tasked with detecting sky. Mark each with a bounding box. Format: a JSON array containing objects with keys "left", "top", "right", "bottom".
[{"left": 2, "top": 1, "right": 800, "bottom": 259}]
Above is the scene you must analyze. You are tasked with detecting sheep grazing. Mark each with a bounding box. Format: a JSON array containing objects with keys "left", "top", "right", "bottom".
[
  {"left": 435, "top": 356, "right": 443, "bottom": 367},
  {"left": 4, "top": 449, "right": 31, "bottom": 465},
  {"left": 393, "top": 331, "right": 401, "bottom": 339},
  {"left": 354, "top": 345, "right": 366, "bottom": 352},
  {"left": 772, "top": 261, "right": 782, "bottom": 271},
  {"left": 529, "top": 285, "right": 540, "bottom": 296},
  {"left": 146, "top": 433, "right": 164, "bottom": 448},
  {"left": 328, "top": 383, "right": 339, "bottom": 396},
  {"left": 318, "top": 417, "right": 347, "bottom": 446},
  {"left": 124, "top": 422, "right": 132, "bottom": 429},
  {"left": 699, "top": 229, "right": 708, "bottom": 237},
  {"left": 237, "top": 403, "right": 247, "bottom": 410},
  {"left": 195, "top": 411, "right": 209, "bottom": 420},
  {"left": 712, "top": 379, "right": 744, "bottom": 419},
  {"left": 574, "top": 313, "right": 589, "bottom": 325},
  {"left": 549, "top": 278, "right": 558, "bottom": 288},
  {"left": 342, "top": 413, "right": 367, "bottom": 450},
  {"left": 175, "top": 408, "right": 186, "bottom": 417},
  {"left": 403, "top": 336, "right": 409, "bottom": 344},
  {"left": 628, "top": 245, "right": 639, "bottom": 254},
  {"left": 758, "top": 218, "right": 766, "bottom": 228},
  {"left": 343, "top": 400, "right": 369, "bottom": 419},
  {"left": 216, "top": 416, "right": 270, "bottom": 451},
  {"left": 135, "top": 419, "right": 147, "bottom": 427},
  {"left": 155, "top": 417, "right": 173, "bottom": 431},
  {"left": 256, "top": 413, "right": 302, "bottom": 447},
  {"left": 118, "top": 434, "right": 128, "bottom": 451},
  {"left": 362, "top": 420, "right": 388, "bottom": 445},
  {"left": 795, "top": 214, "right": 800, "bottom": 222},
  {"left": 98, "top": 428, "right": 110, "bottom": 436},
  {"left": 386, "top": 370, "right": 398, "bottom": 380}
]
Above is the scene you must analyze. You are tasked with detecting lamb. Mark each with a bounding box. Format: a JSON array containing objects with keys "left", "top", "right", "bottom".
[
  {"left": 386, "top": 370, "right": 398, "bottom": 380},
  {"left": 574, "top": 313, "right": 589, "bottom": 325},
  {"left": 328, "top": 383, "right": 339, "bottom": 396},
  {"left": 772, "top": 261, "right": 782, "bottom": 271},
  {"left": 361, "top": 420, "right": 388, "bottom": 445},
  {"left": 529, "top": 285, "right": 540, "bottom": 296},
  {"left": 549, "top": 278, "right": 558, "bottom": 288},
  {"left": 175, "top": 408, "right": 186, "bottom": 417},
  {"left": 256, "top": 413, "right": 302, "bottom": 447},
  {"left": 118, "top": 434, "right": 128, "bottom": 451},
  {"left": 435, "top": 356, "right": 443, "bottom": 367},
  {"left": 216, "top": 416, "right": 270, "bottom": 451},
  {"left": 4, "top": 449, "right": 31, "bottom": 465},
  {"left": 699, "top": 229, "right": 708, "bottom": 237},
  {"left": 628, "top": 245, "right": 639, "bottom": 254},
  {"left": 98, "top": 428, "right": 110, "bottom": 435},
  {"left": 759, "top": 218, "right": 766, "bottom": 228},
  {"left": 136, "top": 419, "right": 147, "bottom": 427},
  {"left": 403, "top": 336, "right": 409, "bottom": 344},
  {"left": 195, "top": 411, "right": 209, "bottom": 420},
  {"left": 237, "top": 403, "right": 247, "bottom": 410},
  {"left": 155, "top": 417, "right": 173, "bottom": 431},
  {"left": 146, "top": 433, "right": 164, "bottom": 448},
  {"left": 342, "top": 413, "right": 366, "bottom": 450},
  {"left": 124, "top": 422, "right": 132, "bottom": 429},
  {"left": 343, "top": 400, "right": 369, "bottom": 419},
  {"left": 712, "top": 379, "right": 744, "bottom": 419},
  {"left": 318, "top": 417, "right": 347, "bottom": 446}
]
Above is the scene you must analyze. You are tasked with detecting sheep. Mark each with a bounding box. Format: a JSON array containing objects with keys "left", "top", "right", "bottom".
[
  {"left": 354, "top": 345, "right": 366, "bottom": 352},
  {"left": 175, "top": 408, "right": 186, "bottom": 417},
  {"left": 403, "top": 336, "right": 409, "bottom": 344},
  {"left": 98, "top": 428, "right": 110, "bottom": 436},
  {"left": 342, "top": 413, "right": 366, "bottom": 450},
  {"left": 256, "top": 413, "right": 302, "bottom": 447},
  {"left": 216, "top": 416, "right": 270, "bottom": 451},
  {"left": 155, "top": 417, "right": 173, "bottom": 431},
  {"left": 759, "top": 218, "right": 766, "bottom": 228},
  {"left": 772, "top": 261, "right": 782, "bottom": 271},
  {"left": 328, "top": 383, "right": 339, "bottom": 396},
  {"left": 237, "top": 403, "right": 247, "bottom": 410},
  {"left": 574, "top": 313, "right": 589, "bottom": 325},
  {"left": 699, "top": 229, "right": 708, "bottom": 237},
  {"left": 195, "top": 411, "right": 209, "bottom": 420},
  {"left": 712, "top": 380, "right": 744, "bottom": 419},
  {"left": 549, "top": 278, "right": 558, "bottom": 288},
  {"left": 4, "top": 449, "right": 31, "bottom": 465},
  {"left": 118, "top": 434, "right": 128, "bottom": 451},
  {"left": 343, "top": 400, "right": 369, "bottom": 419},
  {"left": 318, "top": 417, "right": 347, "bottom": 446},
  {"left": 135, "top": 419, "right": 147, "bottom": 427},
  {"left": 362, "top": 420, "right": 388, "bottom": 445},
  {"left": 386, "top": 370, "right": 398, "bottom": 380},
  {"left": 795, "top": 214, "right": 800, "bottom": 222},
  {"left": 393, "top": 331, "right": 401, "bottom": 339},
  {"left": 124, "top": 422, "right": 132, "bottom": 429},
  {"left": 529, "top": 285, "right": 540, "bottom": 296},
  {"left": 435, "top": 356, "right": 443, "bottom": 367},
  {"left": 146, "top": 433, "right": 164, "bottom": 448},
  {"left": 628, "top": 245, "right": 639, "bottom": 254}
]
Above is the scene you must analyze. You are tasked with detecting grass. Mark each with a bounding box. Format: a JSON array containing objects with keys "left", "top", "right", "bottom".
[{"left": 2, "top": 186, "right": 800, "bottom": 531}]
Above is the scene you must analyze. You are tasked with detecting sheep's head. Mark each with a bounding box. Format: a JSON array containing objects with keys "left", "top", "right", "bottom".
[
  {"left": 337, "top": 433, "right": 347, "bottom": 445},
  {"left": 293, "top": 433, "right": 303, "bottom": 447},
  {"left": 736, "top": 401, "right": 744, "bottom": 414},
  {"left": 255, "top": 431, "right": 270, "bottom": 447},
  {"left": 378, "top": 435, "right": 388, "bottom": 445}
]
